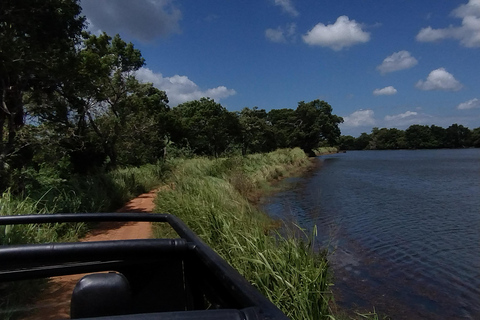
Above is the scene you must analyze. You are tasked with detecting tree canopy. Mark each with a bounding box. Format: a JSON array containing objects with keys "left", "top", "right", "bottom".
[
  {"left": 13, "top": 1, "right": 477, "bottom": 195},
  {"left": 340, "top": 124, "right": 479, "bottom": 151}
]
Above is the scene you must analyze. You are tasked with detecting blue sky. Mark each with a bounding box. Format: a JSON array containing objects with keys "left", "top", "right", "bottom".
[{"left": 80, "top": 0, "right": 480, "bottom": 136}]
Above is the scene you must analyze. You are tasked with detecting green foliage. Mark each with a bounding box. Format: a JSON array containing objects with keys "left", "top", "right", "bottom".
[
  {"left": 267, "top": 108, "right": 298, "bottom": 149},
  {"left": 471, "top": 127, "right": 480, "bottom": 147},
  {"left": 264, "top": 101, "right": 343, "bottom": 156},
  {"left": 405, "top": 125, "right": 436, "bottom": 149},
  {"left": 170, "top": 98, "right": 241, "bottom": 158},
  {"left": 314, "top": 147, "right": 339, "bottom": 155},
  {"left": 238, "top": 107, "right": 275, "bottom": 155},
  {"left": 0, "top": 189, "right": 87, "bottom": 246},
  {"left": 445, "top": 123, "right": 471, "bottom": 148},
  {"left": 294, "top": 100, "right": 343, "bottom": 155},
  {"left": 369, "top": 127, "right": 406, "bottom": 150},
  {"left": 338, "top": 135, "right": 357, "bottom": 150},
  {"left": 341, "top": 123, "right": 479, "bottom": 150},
  {"left": 155, "top": 149, "right": 334, "bottom": 319},
  {"left": 0, "top": 0, "right": 85, "bottom": 159}
]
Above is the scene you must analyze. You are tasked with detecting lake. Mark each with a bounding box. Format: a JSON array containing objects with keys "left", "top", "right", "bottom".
[{"left": 261, "top": 149, "right": 480, "bottom": 319}]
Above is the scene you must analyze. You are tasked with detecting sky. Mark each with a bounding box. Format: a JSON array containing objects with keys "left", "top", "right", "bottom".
[{"left": 79, "top": 0, "right": 480, "bottom": 136}]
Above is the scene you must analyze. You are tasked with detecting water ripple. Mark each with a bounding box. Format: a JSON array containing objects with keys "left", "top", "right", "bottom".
[{"left": 262, "top": 149, "right": 480, "bottom": 319}]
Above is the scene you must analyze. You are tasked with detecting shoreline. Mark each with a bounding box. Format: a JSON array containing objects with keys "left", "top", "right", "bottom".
[{"left": 153, "top": 149, "right": 334, "bottom": 319}]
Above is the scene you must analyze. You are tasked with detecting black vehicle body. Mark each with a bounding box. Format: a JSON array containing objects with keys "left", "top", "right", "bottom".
[{"left": 0, "top": 213, "right": 290, "bottom": 320}]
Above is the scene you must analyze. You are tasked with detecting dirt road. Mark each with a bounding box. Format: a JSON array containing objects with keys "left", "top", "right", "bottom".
[{"left": 21, "top": 189, "right": 158, "bottom": 320}]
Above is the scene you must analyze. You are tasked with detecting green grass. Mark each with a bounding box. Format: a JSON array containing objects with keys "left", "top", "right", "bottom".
[
  {"left": 155, "top": 149, "right": 335, "bottom": 320},
  {"left": 314, "top": 147, "right": 339, "bottom": 155},
  {"left": 0, "top": 162, "right": 169, "bottom": 318}
]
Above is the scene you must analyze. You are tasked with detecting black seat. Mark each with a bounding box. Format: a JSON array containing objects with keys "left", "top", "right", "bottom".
[{"left": 71, "top": 272, "right": 133, "bottom": 319}]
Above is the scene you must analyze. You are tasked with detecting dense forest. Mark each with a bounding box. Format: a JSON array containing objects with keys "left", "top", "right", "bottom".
[
  {"left": 0, "top": 1, "right": 343, "bottom": 196},
  {"left": 339, "top": 124, "right": 480, "bottom": 150}
]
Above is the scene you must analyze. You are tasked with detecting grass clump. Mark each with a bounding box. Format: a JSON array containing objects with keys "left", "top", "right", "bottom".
[
  {"left": 155, "top": 148, "right": 334, "bottom": 320},
  {"left": 314, "top": 147, "right": 339, "bottom": 155}
]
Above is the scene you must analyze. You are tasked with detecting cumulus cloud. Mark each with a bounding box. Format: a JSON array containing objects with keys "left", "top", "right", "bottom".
[
  {"left": 342, "top": 109, "right": 376, "bottom": 127},
  {"left": 273, "top": 0, "right": 299, "bottom": 17},
  {"left": 457, "top": 98, "right": 480, "bottom": 109},
  {"left": 302, "top": 16, "right": 370, "bottom": 51},
  {"left": 452, "top": 0, "right": 480, "bottom": 18},
  {"left": 416, "top": 0, "right": 480, "bottom": 47},
  {"left": 265, "top": 23, "right": 297, "bottom": 43},
  {"left": 80, "top": 0, "right": 182, "bottom": 41},
  {"left": 135, "top": 67, "right": 236, "bottom": 106},
  {"left": 415, "top": 68, "right": 463, "bottom": 91},
  {"left": 377, "top": 51, "right": 418, "bottom": 74},
  {"left": 373, "top": 86, "right": 398, "bottom": 96}
]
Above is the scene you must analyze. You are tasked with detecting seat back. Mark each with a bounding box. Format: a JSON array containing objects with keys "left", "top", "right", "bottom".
[{"left": 70, "top": 272, "right": 132, "bottom": 319}]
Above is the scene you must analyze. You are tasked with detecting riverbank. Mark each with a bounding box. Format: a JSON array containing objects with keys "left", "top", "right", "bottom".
[
  {"left": 2, "top": 148, "right": 340, "bottom": 319},
  {"left": 154, "top": 148, "right": 334, "bottom": 320}
]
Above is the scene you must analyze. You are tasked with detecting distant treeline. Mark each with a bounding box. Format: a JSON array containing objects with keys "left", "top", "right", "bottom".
[
  {"left": 0, "top": 1, "right": 343, "bottom": 194},
  {"left": 339, "top": 124, "right": 480, "bottom": 150}
]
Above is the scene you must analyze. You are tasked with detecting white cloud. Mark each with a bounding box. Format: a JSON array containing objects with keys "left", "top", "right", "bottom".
[
  {"left": 342, "top": 109, "right": 375, "bottom": 127},
  {"left": 302, "top": 16, "right": 370, "bottom": 51},
  {"left": 416, "top": 0, "right": 480, "bottom": 47},
  {"left": 452, "top": 0, "right": 480, "bottom": 18},
  {"left": 377, "top": 51, "right": 418, "bottom": 74},
  {"left": 273, "top": 0, "right": 299, "bottom": 17},
  {"left": 80, "top": 0, "right": 182, "bottom": 41},
  {"left": 265, "top": 23, "right": 297, "bottom": 43},
  {"left": 135, "top": 67, "right": 236, "bottom": 106},
  {"left": 457, "top": 98, "right": 480, "bottom": 109},
  {"left": 384, "top": 111, "right": 423, "bottom": 127},
  {"left": 265, "top": 28, "right": 285, "bottom": 43},
  {"left": 384, "top": 111, "right": 418, "bottom": 122},
  {"left": 373, "top": 86, "right": 398, "bottom": 96},
  {"left": 415, "top": 68, "right": 463, "bottom": 91}
]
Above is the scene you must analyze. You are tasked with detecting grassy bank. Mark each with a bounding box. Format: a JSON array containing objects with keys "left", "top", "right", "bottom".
[
  {"left": 315, "top": 147, "right": 339, "bottom": 155},
  {"left": 154, "top": 148, "right": 334, "bottom": 320}
]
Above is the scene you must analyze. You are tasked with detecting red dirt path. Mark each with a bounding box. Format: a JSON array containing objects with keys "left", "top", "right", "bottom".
[{"left": 20, "top": 189, "right": 158, "bottom": 320}]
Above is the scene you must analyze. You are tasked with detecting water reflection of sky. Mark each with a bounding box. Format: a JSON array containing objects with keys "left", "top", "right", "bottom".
[{"left": 261, "top": 149, "right": 480, "bottom": 319}]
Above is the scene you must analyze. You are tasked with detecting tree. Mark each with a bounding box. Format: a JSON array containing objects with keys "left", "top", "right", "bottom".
[
  {"left": 369, "top": 127, "right": 406, "bottom": 150},
  {"left": 355, "top": 132, "right": 371, "bottom": 150},
  {"left": 405, "top": 125, "right": 435, "bottom": 149},
  {"left": 114, "top": 83, "right": 170, "bottom": 166},
  {"left": 170, "top": 98, "right": 240, "bottom": 158},
  {"left": 471, "top": 127, "right": 480, "bottom": 148},
  {"left": 0, "top": 0, "right": 85, "bottom": 187},
  {"left": 430, "top": 125, "right": 447, "bottom": 148},
  {"left": 267, "top": 108, "right": 297, "bottom": 149},
  {"left": 294, "top": 100, "right": 343, "bottom": 155},
  {"left": 445, "top": 124, "right": 471, "bottom": 148},
  {"left": 338, "top": 135, "right": 356, "bottom": 150},
  {"left": 28, "top": 32, "right": 155, "bottom": 170},
  {"left": 238, "top": 107, "right": 274, "bottom": 155}
]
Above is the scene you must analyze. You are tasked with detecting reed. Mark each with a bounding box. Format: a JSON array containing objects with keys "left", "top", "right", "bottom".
[
  {"left": 314, "top": 147, "right": 339, "bottom": 155},
  {"left": 155, "top": 149, "right": 334, "bottom": 320}
]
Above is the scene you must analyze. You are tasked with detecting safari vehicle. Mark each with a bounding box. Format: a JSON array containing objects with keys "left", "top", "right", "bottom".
[{"left": 0, "top": 213, "right": 290, "bottom": 319}]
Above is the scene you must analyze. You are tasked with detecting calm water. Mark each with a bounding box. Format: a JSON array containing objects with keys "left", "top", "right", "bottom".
[{"left": 261, "top": 149, "right": 480, "bottom": 319}]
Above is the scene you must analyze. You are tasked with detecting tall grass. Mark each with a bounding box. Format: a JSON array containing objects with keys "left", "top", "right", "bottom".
[
  {"left": 155, "top": 149, "right": 334, "bottom": 320},
  {"left": 1, "top": 163, "right": 168, "bottom": 245},
  {"left": 0, "top": 163, "right": 168, "bottom": 318},
  {"left": 314, "top": 147, "right": 339, "bottom": 155}
]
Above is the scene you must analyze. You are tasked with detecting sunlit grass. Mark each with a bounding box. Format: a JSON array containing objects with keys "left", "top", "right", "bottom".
[{"left": 155, "top": 148, "right": 335, "bottom": 320}]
